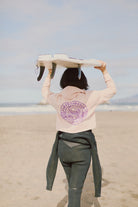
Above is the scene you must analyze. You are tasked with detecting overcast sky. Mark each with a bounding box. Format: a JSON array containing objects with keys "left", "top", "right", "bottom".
[{"left": 0, "top": 0, "right": 138, "bottom": 103}]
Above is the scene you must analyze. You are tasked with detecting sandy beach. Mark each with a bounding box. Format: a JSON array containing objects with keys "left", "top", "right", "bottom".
[{"left": 0, "top": 111, "right": 138, "bottom": 207}]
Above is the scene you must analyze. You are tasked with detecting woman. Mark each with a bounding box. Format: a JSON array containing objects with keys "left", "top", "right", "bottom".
[{"left": 42, "top": 60, "right": 116, "bottom": 207}]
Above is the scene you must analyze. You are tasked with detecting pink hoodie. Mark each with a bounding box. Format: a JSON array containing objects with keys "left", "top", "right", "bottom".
[{"left": 42, "top": 71, "right": 116, "bottom": 133}]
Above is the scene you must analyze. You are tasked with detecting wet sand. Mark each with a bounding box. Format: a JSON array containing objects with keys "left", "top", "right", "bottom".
[{"left": 0, "top": 112, "right": 138, "bottom": 207}]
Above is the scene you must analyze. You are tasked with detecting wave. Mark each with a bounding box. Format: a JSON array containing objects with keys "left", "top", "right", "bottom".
[
  {"left": 0, "top": 104, "right": 56, "bottom": 116},
  {"left": 96, "top": 104, "right": 138, "bottom": 111},
  {"left": 0, "top": 103, "right": 138, "bottom": 116}
]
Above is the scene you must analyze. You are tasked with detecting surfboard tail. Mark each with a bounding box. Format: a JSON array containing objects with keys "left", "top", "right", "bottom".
[{"left": 37, "top": 63, "right": 57, "bottom": 81}]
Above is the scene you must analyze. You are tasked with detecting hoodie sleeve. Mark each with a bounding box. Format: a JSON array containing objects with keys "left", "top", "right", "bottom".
[
  {"left": 41, "top": 74, "right": 58, "bottom": 107},
  {"left": 92, "top": 71, "right": 117, "bottom": 105}
]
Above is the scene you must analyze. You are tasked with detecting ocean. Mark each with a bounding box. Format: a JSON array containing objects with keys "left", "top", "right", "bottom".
[{"left": 0, "top": 103, "right": 138, "bottom": 116}]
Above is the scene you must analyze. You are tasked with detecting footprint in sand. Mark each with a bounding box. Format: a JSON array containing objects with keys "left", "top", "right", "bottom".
[{"left": 31, "top": 196, "right": 40, "bottom": 200}]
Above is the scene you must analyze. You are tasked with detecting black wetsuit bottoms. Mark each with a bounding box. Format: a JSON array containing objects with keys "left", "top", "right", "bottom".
[{"left": 58, "top": 132, "right": 91, "bottom": 207}]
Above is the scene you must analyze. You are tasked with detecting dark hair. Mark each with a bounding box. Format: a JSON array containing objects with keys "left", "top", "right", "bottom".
[{"left": 60, "top": 68, "right": 89, "bottom": 90}]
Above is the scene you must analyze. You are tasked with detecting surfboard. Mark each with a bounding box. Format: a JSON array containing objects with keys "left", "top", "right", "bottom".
[{"left": 36, "top": 54, "right": 102, "bottom": 81}]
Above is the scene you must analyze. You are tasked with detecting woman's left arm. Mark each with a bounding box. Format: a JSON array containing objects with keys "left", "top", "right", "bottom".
[
  {"left": 94, "top": 61, "right": 117, "bottom": 104},
  {"left": 99, "top": 70, "right": 117, "bottom": 103}
]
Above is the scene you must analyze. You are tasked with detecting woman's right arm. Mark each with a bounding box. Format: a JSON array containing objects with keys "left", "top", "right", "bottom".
[
  {"left": 41, "top": 69, "right": 58, "bottom": 105},
  {"left": 41, "top": 70, "right": 52, "bottom": 103}
]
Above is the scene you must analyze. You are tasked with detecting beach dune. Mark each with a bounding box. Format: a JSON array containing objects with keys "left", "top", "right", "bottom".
[{"left": 0, "top": 112, "right": 138, "bottom": 207}]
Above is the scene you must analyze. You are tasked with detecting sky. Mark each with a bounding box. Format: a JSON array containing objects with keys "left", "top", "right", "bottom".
[{"left": 0, "top": 0, "right": 138, "bottom": 103}]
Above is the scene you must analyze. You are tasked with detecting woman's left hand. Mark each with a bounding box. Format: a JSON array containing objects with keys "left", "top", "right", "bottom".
[{"left": 48, "top": 69, "right": 52, "bottom": 76}]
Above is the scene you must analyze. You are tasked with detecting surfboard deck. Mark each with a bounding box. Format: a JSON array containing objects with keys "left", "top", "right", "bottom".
[
  {"left": 36, "top": 54, "right": 102, "bottom": 80},
  {"left": 37, "top": 54, "right": 102, "bottom": 68}
]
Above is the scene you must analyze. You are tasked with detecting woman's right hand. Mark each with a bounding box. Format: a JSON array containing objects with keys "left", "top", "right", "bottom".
[{"left": 94, "top": 60, "right": 107, "bottom": 73}]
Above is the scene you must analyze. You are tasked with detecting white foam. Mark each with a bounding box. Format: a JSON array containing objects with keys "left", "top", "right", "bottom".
[
  {"left": 0, "top": 104, "right": 138, "bottom": 116},
  {"left": 96, "top": 104, "right": 138, "bottom": 111},
  {"left": 0, "top": 105, "right": 56, "bottom": 115}
]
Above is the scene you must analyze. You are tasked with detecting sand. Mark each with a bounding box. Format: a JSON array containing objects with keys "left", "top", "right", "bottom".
[{"left": 0, "top": 112, "right": 138, "bottom": 207}]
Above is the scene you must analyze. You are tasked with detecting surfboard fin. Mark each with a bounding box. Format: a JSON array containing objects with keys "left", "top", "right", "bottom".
[
  {"left": 37, "top": 66, "right": 45, "bottom": 81},
  {"left": 78, "top": 66, "right": 81, "bottom": 80},
  {"left": 51, "top": 62, "right": 57, "bottom": 79}
]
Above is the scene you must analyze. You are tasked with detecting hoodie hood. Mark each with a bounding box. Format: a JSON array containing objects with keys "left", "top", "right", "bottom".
[{"left": 60, "top": 86, "right": 86, "bottom": 100}]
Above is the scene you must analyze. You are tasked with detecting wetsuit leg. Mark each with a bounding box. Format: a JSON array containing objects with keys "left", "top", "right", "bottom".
[
  {"left": 58, "top": 140, "right": 72, "bottom": 183},
  {"left": 68, "top": 145, "right": 91, "bottom": 207},
  {"left": 58, "top": 140, "right": 91, "bottom": 207}
]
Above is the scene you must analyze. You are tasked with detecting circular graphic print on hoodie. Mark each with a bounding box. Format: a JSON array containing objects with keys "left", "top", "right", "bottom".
[{"left": 60, "top": 101, "right": 88, "bottom": 125}]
